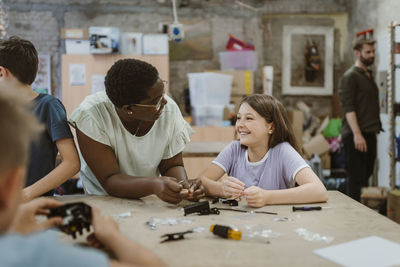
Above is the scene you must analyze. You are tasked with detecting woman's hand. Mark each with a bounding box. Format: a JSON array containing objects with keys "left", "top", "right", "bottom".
[
  {"left": 153, "top": 176, "right": 186, "bottom": 204},
  {"left": 221, "top": 176, "right": 245, "bottom": 198},
  {"left": 244, "top": 186, "right": 267, "bottom": 208},
  {"left": 181, "top": 178, "right": 205, "bottom": 201}
]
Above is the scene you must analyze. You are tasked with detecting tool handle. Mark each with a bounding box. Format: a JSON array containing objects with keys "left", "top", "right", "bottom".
[{"left": 292, "top": 206, "right": 322, "bottom": 212}]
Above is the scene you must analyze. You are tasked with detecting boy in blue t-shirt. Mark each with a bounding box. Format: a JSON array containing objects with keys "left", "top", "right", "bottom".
[
  {"left": 0, "top": 89, "right": 165, "bottom": 267},
  {"left": 0, "top": 36, "right": 80, "bottom": 201}
]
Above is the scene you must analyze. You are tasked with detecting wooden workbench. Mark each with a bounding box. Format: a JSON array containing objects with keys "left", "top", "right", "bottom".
[{"left": 56, "top": 191, "right": 400, "bottom": 267}]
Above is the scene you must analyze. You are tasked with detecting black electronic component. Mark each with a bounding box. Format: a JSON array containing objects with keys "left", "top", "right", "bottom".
[
  {"left": 47, "top": 202, "right": 92, "bottom": 239},
  {"left": 160, "top": 230, "right": 194, "bottom": 243},
  {"left": 221, "top": 199, "right": 239, "bottom": 206},
  {"left": 211, "top": 197, "right": 239, "bottom": 206},
  {"left": 183, "top": 201, "right": 220, "bottom": 216},
  {"left": 292, "top": 206, "right": 323, "bottom": 212}
]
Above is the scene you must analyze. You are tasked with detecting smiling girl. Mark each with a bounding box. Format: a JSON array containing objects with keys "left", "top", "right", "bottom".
[{"left": 199, "top": 94, "right": 328, "bottom": 207}]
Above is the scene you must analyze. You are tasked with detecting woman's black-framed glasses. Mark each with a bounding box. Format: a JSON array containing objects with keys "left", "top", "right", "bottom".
[{"left": 132, "top": 79, "right": 168, "bottom": 111}]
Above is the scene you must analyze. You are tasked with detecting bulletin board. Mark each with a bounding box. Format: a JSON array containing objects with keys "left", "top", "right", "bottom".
[
  {"left": 32, "top": 54, "right": 51, "bottom": 94},
  {"left": 61, "top": 54, "right": 169, "bottom": 115}
]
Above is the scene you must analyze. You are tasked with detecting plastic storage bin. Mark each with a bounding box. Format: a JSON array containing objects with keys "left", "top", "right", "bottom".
[
  {"left": 191, "top": 105, "right": 225, "bottom": 126},
  {"left": 187, "top": 72, "right": 233, "bottom": 106},
  {"left": 219, "top": 51, "right": 257, "bottom": 71}
]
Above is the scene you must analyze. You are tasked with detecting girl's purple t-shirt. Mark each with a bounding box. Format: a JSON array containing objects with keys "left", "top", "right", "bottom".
[{"left": 212, "top": 141, "right": 309, "bottom": 190}]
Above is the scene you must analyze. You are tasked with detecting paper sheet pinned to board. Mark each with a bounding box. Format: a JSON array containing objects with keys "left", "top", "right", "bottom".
[
  {"left": 313, "top": 236, "right": 400, "bottom": 267},
  {"left": 69, "top": 63, "right": 86, "bottom": 86}
]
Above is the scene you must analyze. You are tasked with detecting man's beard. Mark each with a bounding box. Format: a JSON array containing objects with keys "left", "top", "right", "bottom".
[{"left": 360, "top": 55, "right": 374, "bottom": 66}]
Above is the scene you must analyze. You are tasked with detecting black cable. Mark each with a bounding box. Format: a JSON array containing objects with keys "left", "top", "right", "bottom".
[{"left": 217, "top": 208, "right": 277, "bottom": 215}]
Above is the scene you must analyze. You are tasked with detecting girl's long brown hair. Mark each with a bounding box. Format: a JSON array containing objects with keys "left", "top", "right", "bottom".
[{"left": 240, "top": 94, "right": 301, "bottom": 154}]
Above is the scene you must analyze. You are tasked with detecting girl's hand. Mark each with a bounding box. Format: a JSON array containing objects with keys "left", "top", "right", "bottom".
[
  {"left": 244, "top": 186, "right": 266, "bottom": 208},
  {"left": 221, "top": 176, "right": 245, "bottom": 198}
]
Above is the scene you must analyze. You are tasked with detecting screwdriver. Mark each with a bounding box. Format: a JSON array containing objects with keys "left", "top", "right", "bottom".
[
  {"left": 210, "top": 224, "right": 241, "bottom": 240},
  {"left": 292, "top": 206, "right": 330, "bottom": 212}
]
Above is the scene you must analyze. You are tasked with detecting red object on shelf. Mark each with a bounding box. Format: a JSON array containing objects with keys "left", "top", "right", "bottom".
[
  {"left": 396, "top": 43, "right": 400, "bottom": 54},
  {"left": 225, "top": 34, "right": 255, "bottom": 51},
  {"left": 356, "top": 29, "right": 374, "bottom": 39}
]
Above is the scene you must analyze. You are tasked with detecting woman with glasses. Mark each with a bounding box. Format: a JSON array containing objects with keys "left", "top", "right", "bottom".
[{"left": 69, "top": 59, "right": 204, "bottom": 203}]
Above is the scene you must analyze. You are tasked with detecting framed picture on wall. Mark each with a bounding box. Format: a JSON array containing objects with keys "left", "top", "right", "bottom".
[{"left": 282, "top": 25, "right": 334, "bottom": 95}]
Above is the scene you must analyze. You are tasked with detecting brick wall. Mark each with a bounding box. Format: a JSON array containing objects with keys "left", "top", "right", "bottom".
[{"left": 4, "top": 0, "right": 372, "bottom": 116}]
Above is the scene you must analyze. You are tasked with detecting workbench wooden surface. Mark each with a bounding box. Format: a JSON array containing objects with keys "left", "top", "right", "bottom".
[{"left": 56, "top": 191, "right": 400, "bottom": 267}]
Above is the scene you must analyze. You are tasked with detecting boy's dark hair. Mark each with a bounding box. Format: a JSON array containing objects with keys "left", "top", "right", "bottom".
[
  {"left": 240, "top": 94, "right": 301, "bottom": 154},
  {"left": 353, "top": 39, "right": 376, "bottom": 51},
  {"left": 0, "top": 89, "right": 42, "bottom": 175},
  {"left": 105, "top": 58, "right": 159, "bottom": 108},
  {"left": 0, "top": 36, "right": 38, "bottom": 85}
]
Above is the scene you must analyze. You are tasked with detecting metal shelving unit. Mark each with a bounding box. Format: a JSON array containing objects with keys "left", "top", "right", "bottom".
[{"left": 389, "top": 22, "right": 400, "bottom": 190}]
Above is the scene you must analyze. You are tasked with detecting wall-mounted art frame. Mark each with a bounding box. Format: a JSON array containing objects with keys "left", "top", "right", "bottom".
[{"left": 282, "top": 25, "right": 334, "bottom": 95}]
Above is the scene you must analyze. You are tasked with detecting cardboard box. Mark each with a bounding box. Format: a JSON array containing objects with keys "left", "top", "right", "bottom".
[
  {"left": 320, "top": 152, "right": 331, "bottom": 169},
  {"left": 65, "top": 39, "right": 90, "bottom": 54},
  {"left": 387, "top": 190, "right": 400, "bottom": 223},
  {"left": 230, "top": 95, "right": 245, "bottom": 114},
  {"left": 209, "top": 70, "right": 253, "bottom": 95},
  {"left": 287, "top": 110, "right": 304, "bottom": 146},
  {"left": 62, "top": 28, "right": 90, "bottom": 55},
  {"left": 223, "top": 104, "right": 235, "bottom": 121},
  {"left": 361, "top": 187, "right": 388, "bottom": 214},
  {"left": 361, "top": 186, "right": 388, "bottom": 198},
  {"left": 303, "top": 134, "right": 330, "bottom": 159},
  {"left": 61, "top": 28, "right": 89, "bottom": 39},
  {"left": 315, "top": 116, "right": 329, "bottom": 136}
]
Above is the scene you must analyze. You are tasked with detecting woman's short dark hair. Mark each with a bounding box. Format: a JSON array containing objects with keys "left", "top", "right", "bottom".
[
  {"left": 0, "top": 36, "right": 38, "bottom": 85},
  {"left": 105, "top": 58, "right": 159, "bottom": 108},
  {"left": 240, "top": 94, "right": 301, "bottom": 154}
]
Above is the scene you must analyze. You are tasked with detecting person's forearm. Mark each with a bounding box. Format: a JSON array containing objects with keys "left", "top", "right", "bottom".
[
  {"left": 200, "top": 176, "right": 223, "bottom": 197},
  {"left": 23, "top": 159, "right": 80, "bottom": 199},
  {"left": 163, "top": 165, "right": 188, "bottom": 183},
  {"left": 106, "top": 232, "right": 166, "bottom": 267},
  {"left": 345, "top": 112, "right": 362, "bottom": 135},
  {"left": 104, "top": 174, "right": 160, "bottom": 199},
  {"left": 262, "top": 183, "right": 328, "bottom": 205}
]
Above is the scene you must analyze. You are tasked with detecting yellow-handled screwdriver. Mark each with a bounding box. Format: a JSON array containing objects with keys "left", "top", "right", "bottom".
[{"left": 210, "top": 224, "right": 241, "bottom": 240}]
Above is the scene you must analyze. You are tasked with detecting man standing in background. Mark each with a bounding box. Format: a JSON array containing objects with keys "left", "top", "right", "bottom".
[{"left": 339, "top": 36, "right": 382, "bottom": 202}]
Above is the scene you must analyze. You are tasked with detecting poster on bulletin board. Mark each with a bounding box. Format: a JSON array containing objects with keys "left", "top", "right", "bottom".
[
  {"left": 69, "top": 63, "right": 86, "bottom": 86},
  {"left": 32, "top": 54, "right": 51, "bottom": 94}
]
